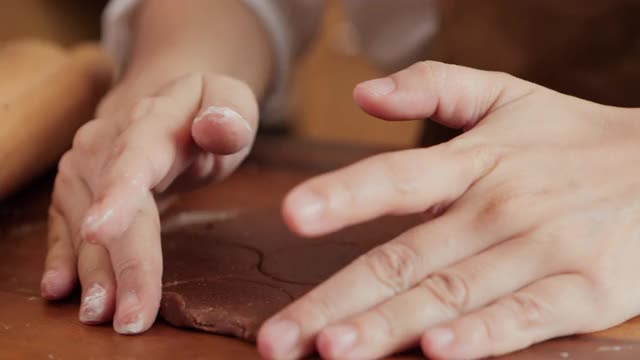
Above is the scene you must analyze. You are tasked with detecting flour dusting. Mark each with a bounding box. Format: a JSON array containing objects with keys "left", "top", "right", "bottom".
[
  {"left": 80, "top": 284, "right": 107, "bottom": 322},
  {"left": 161, "top": 210, "right": 239, "bottom": 233},
  {"left": 597, "top": 345, "right": 633, "bottom": 352}
]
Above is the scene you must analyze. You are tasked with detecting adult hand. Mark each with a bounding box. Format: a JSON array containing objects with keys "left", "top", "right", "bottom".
[{"left": 258, "top": 61, "right": 640, "bottom": 359}]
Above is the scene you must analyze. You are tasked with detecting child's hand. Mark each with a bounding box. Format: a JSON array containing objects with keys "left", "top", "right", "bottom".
[
  {"left": 258, "top": 62, "right": 640, "bottom": 359},
  {"left": 41, "top": 73, "right": 258, "bottom": 334}
]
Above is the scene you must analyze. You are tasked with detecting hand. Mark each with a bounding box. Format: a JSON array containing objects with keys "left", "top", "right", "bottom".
[
  {"left": 41, "top": 73, "right": 258, "bottom": 334},
  {"left": 257, "top": 61, "right": 640, "bottom": 359}
]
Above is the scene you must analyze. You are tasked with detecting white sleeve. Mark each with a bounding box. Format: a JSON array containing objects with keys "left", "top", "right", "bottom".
[
  {"left": 237, "top": 0, "right": 325, "bottom": 121},
  {"left": 342, "top": 0, "right": 440, "bottom": 72},
  {"left": 101, "top": 0, "right": 138, "bottom": 76},
  {"left": 101, "top": 0, "right": 325, "bottom": 122}
]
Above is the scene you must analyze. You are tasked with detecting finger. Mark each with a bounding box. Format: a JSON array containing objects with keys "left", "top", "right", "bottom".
[
  {"left": 78, "top": 243, "right": 116, "bottom": 324},
  {"left": 422, "top": 274, "right": 595, "bottom": 359},
  {"left": 283, "top": 139, "right": 502, "bottom": 237},
  {"left": 353, "top": 61, "right": 536, "bottom": 129},
  {"left": 80, "top": 74, "right": 205, "bottom": 244},
  {"left": 259, "top": 198, "right": 540, "bottom": 360},
  {"left": 259, "top": 210, "right": 483, "bottom": 360},
  {"left": 42, "top": 154, "right": 87, "bottom": 299},
  {"left": 41, "top": 207, "right": 77, "bottom": 300},
  {"left": 70, "top": 118, "right": 119, "bottom": 186},
  {"left": 166, "top": 147, "right": 251, "bottom": 192},
  {"left": 191, "top": 74, "right": 258, "bottom": 154},
  {"left": 163, "top": 153, "right": 216, "bottom": 192},
  {"left": 316, "top": 236, "right": 559, "bottom": 359},
  {"left": 109, "top": 194, "right": 162, "bottom": 334}
]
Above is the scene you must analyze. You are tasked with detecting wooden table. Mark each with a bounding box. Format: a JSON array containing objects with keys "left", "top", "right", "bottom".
[{"left": 1, "top": 137, "right": 639, "bottom": 359}]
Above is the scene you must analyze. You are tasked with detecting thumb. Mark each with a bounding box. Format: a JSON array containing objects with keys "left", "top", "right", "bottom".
[
  {"left": 160, "top": 75, "right": 259, "bottom": 192},
  {"left": 191, "top": 74, "right": 258, "bottom": 155},
  {"left": 353, "top": 61, "right": 536, "bottom": 130}
]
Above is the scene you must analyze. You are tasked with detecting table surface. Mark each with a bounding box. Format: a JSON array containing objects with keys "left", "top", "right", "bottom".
[{"left": 1, "top": 137, "right": 639, "bottom": 360}]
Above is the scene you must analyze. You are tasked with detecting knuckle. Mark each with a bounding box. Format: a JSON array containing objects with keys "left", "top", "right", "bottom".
[
  {"left": 82, "top": 227, "right": 111, "bottom": 247},
  {"left": 445, "top": 139, "right": 505, "bottom": 175},
  {"left": 420, "top": 271, "right": 470, "bottom": 315},
  {"left": 72, "top": 120, "right": 100, "bottom": 154},
  {"left": 500, "top": 293, "right": 550, "bottom": 330},
  {"left": 476, "top": 315, "right": 500, "bottom": 345},
  {"left": 114, "top": 258, "right": 149, "bottom": 283},
  {"left": 364, "top": 243, "right": 419, "bottom": 294},
  {"left": 467, "top": 144, "right": 504, "bottom": 174}
]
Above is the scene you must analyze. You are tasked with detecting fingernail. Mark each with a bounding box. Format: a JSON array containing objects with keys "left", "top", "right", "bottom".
[
  {"left": 262, "top": 319, "right": 300, "bottom": 357},
  {"left": 359, "top": 77, "right": 396, "bottom": 97},
  {"left": 428, "top": 328, "right": 455, "bottom": 349},
  {"left": 115, "top": 291, "right": 145, "bottom": 335},
  {"left": 288, "top": 190, "right": 325, "bottom": 223},
  {"left": 40, "top": 270, "right": 58, "bottom": 298},
  {"left": 194, "top": 106, "right": 252, "bottom": 132},
  {"left": 323, "top": 325, "right": 358, "bottom": 357},
  {"left": 116, "top": 313, "right": 144, "bottom": 335},
  {"left": 80, "top": 284, "right": 107, "bottom": 323}
]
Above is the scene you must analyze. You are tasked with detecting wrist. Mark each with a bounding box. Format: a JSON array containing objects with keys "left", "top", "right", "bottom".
[
  {"left": 95, "top": 57, "right": 194, "bottom": 118},
  {"left": 97, "top": 63, "right": 256, "bottom": 119},
  {"left": 119, "top": 0, "right": 273, "bottom": 100}
]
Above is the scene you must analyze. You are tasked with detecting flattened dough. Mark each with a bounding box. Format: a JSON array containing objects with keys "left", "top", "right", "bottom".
[{"left": 160, "top": 209, "right": 416, "bottom": 341}]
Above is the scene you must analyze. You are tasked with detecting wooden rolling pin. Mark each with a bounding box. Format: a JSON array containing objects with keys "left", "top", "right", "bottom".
[{"left": 0, "top": 39, "right": 113, "bottom": 200}]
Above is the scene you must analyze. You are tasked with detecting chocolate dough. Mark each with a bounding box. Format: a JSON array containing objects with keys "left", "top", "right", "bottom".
[{"left": 159, "top": 209, "right": 417, "bottom": 341}]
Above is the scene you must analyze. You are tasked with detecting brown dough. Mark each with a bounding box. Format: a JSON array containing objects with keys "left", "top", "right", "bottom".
[{"left": 159, "top": 209, "right": 418, "bottom": 341}]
